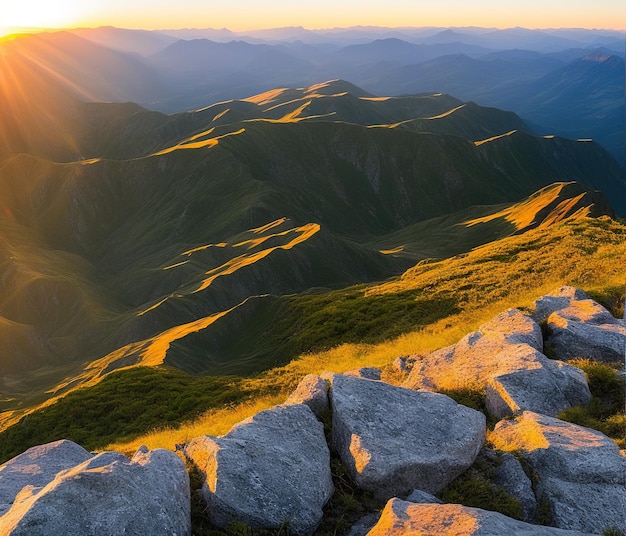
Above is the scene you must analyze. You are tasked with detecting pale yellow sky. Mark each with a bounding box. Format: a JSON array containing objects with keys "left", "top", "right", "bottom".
[{"left": 1, "top": 0, "right": 624, "bottom": 34}]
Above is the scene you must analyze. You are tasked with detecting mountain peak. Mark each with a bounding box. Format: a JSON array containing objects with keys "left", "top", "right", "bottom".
[
  {"left": 304, "top": 79, "right": 373, "bottom": 97},
  {"left": 581, "top": 49, "right": 618, "bottom": 63}
]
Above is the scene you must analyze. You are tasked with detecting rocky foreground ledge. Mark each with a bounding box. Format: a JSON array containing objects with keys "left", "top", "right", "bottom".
[{"left": 0, "top": 287, "right": 624, "bottom": 535}]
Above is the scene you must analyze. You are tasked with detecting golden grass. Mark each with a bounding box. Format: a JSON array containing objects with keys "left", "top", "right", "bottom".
[
  {"left": 105, "top": 394, "right": 286, "bottom": 456},
  {"left": 422, "top": 103, "right": 467, "bottom": 120},
  {"left": 487, "top": 419, "right": 550, "bottom": 452},
  {"left": 379, "top": 245, "right": 405, "bottom": 255},
  {"left": 279, "top": 100, "right": 312, "bottom": 122},
  {"left": 195, "top": 223, "right": 320, "bottom": 292},
  {"left": 369, "top": 217, "right": 625, "bottom": 303},
  {"left": 250, "top": 218, "right": 287, "bottom": 234},
  {"left": 474, "top": 130, "right": 518, "bottom": 146},
  {"left": 463, "top": 182, "right": 589, "bottom": 231},
  {"left": 151, "top": 128, "right": 245, "bottom": 156},
  {"left": 244, "top": 87, "right": 291, "bottom": 106}
]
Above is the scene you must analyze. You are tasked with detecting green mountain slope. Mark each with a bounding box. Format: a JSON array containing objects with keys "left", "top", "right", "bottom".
[
  {"left": 0, "top": 80, "right": 624, "bottom": 433},
  {"left": 0, "top": 215, "right": 623, "bottom": 462},
  {"left": 0, "top": 177, "right": 614, "bottom": 431}
]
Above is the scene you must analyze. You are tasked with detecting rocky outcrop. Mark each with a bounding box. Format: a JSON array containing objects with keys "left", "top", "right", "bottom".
[
  {"left": 484, "top": 351, "right": 590, "bottom": 419},
  {"left": 185, "top": 403, "right": 333, "bottom": 535},
  {"left": 0, "top": 444, "right": 191, "bottom": 536},
  {"left": 284, "top": 374, "right": 330, "bottom": 416},
  {"left": 535, "top": 286, "right": 626, "bottom": 362},
  {"left": 490, "top": 411, "right": 626, "bottom": 534},
  {"left": 533, "top": 286, "right": 592, "bottom": 323},
  {"left": 1, "top": 286, "right": 622, "bottom": 535},
  {"left": 403, "top": 309, "right": 591, "bottom": 418},
  {"left": 367, "top": 499, "right": 595, "bottom": 535},
  {"left": 331, "top": 374, "right": 485, "bottom": 499}
]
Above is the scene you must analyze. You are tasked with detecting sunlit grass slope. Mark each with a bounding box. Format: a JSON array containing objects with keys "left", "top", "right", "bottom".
[
  {"left": 368, "top": 181, "right": 612, "bottom": 261},
  {"left": 0, "top": 216, "right": 622, "bottom": 461}
]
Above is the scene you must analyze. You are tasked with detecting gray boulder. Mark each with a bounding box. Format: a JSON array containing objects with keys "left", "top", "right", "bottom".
[
  {"left": 484, "top": 352, "right": 590, "bottom": 419},
  {"left": 533, "top": 286, "right": 592, "bottom": 323},
  {"left": 404, "top": 489, "right": 443, "bottom": 504},
  {"left": 330, "top": 374, "right": 485, "bottom": 499},
  {"left": 284, "top": 374, "right": 330, "bottom": 416},
  {"left": 404, "top": 309, "right": 590, "bottom": 418},
  {"left": 0, "top": 440, "right": 92, "bottom": 516},
  {"left": 535, "top": 286, "right": 626, "bottom": 362},
  {"left": 344, "top": 367, "right": 382, "bottom": 381},
  {"left": 346, "top": 513, "right": 380, "bottom": 536},
  {"left": 366, "top": 499, "right": 595, "bottom": 536},
  {"left": 0, "top": 446, "right": 191, "bottom": 536},
  {"left": 479, "top": 308, "right": 544, "bottom": 350},
  {"left": 490, "top": 411, "right": 626, "bottom": 534},
  {"left": 185, "top": 403, "right": 333, "bottom": 535},
  {"left": 479, "top": 448, "right": 537, "bottom": 522}
]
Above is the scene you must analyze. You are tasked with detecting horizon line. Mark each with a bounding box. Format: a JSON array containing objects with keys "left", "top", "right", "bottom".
[{"left": 2, "top": 23, "right": 625, "bottom": 35}]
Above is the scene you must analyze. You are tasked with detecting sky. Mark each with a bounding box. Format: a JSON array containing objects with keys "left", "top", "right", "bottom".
[{"left": 1, "top": 0, "right": 625, "bottom": 33}]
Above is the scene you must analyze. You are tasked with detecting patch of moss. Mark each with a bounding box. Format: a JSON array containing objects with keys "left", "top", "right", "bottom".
[
  {"left": 536, "top": 497, "right": 553, "bottom": 526},
  {"left": 558, "top": 360, "right": 625, "bottom": 448},
  {"left": 438, "top": 465, "right": 523, "bottom": 520},
  {"left": 440, "top": 388, "right": 486, "bottom": 413},
  {"left": 439, "top": 388, "right": 500, "bottom": 429}
]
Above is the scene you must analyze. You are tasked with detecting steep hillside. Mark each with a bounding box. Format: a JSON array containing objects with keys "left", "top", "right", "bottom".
[
  {"left": 513, "top": 52, "right": 625, "bottom": 161},
  {"left": 0, "top": 179, "right": 616, "bottom": 432},
  {"left": 0, "top": 215, "right": 623, "bottom": 461},
  {"left": 0, "top": 78, "right": 623, "bottom": 437}
]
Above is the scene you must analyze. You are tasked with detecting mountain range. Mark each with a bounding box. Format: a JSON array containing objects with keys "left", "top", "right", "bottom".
[
  {"left": 0, "top": 26, "right": 624, "bottom": 447},
  {"left": 1, "top": 26, "right": 623, "bottom": 162}
]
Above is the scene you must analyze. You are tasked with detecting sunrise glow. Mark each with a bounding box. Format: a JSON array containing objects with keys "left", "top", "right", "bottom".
[
  {"left": 0, "top": 0, "right": 87, "bottom": 37},
  {"left": 0, "top": 0, "right": 623, "bottom": 35}
]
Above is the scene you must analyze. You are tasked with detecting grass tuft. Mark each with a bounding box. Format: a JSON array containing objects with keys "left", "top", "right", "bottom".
[
  {"left": 558, "top": 360, "right": 625, "bottom": 448},
  {"left": 437, "top": 464, "right": 523, "bottom": 520}
]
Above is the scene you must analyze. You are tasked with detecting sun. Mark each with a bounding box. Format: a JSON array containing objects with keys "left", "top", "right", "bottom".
[{"left": 1, "top": 0, "right": 82, "bottom": 35}]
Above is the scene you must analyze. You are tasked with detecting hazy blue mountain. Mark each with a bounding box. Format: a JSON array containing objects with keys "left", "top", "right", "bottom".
[
  {"left": 367, "top": 49, "right": 625, "bottom": 163},
  {"left": 510, "top": 52, "right": 625, "bottom": 160},
  {"left": 0, "top": 31, "right": 166, "bottom": 106},
  {"left": 70, "top": 26, "right": 177, "bottom": 56}
]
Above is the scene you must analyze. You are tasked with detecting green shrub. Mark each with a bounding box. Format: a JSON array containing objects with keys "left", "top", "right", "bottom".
[
  {"left": 0, "top": 368, "right": 249, "bottom": 464},
  {"left": 559, "top": 360, "right": 625, "bottom": 448}
]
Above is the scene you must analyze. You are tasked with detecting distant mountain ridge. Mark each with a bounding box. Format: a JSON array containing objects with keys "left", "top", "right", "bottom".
[{"left": 2, "top": 26, "right": 622, "bottom": 161}]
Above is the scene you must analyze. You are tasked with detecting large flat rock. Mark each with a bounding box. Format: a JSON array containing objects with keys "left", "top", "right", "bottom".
[
  {"left": 330, "top": 374, "right": 485, "bottom": 499},
  {"left": 490, "top": 411, "right": 626, "bottom": 534},
  {"left": 0, "top": 446, "right": 191, "bottom": 536},
  {"left": 366, "top": 499, "right": 595, "bottom": 535},
  {"left": 403, "top": 309, "right": 590, "bottom": 418},
  {"left": 535, "top": 286, "right": 626, "bottom": 362},
  {"left": 0, "top": 440, "right": 92, "bottom": 517},
  {"left": 185, "top": 403, "right": 333, "bottom": 536}
]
